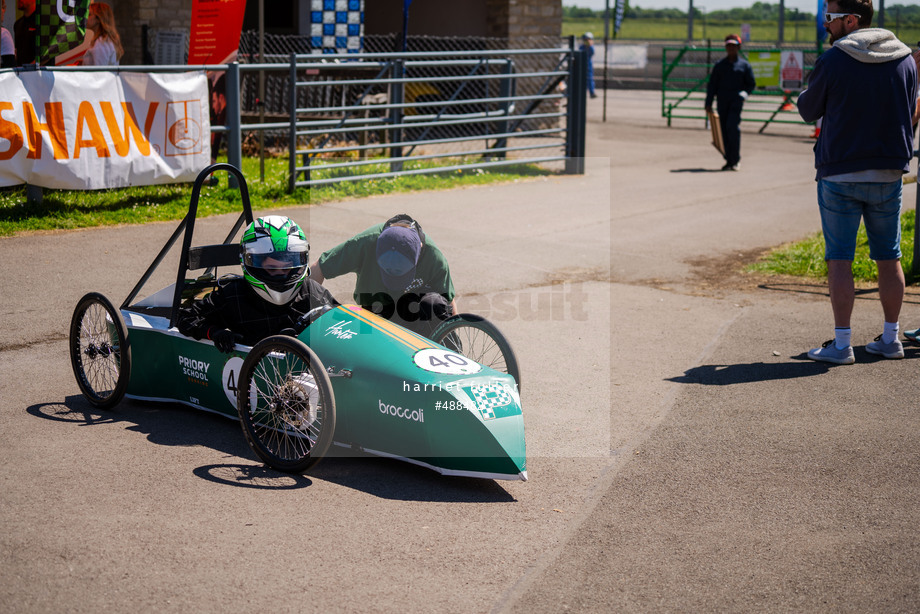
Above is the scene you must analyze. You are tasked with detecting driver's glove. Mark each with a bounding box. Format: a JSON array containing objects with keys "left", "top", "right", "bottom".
[{"left": 209, "top": 328, "right": 241, "bottom": 353}]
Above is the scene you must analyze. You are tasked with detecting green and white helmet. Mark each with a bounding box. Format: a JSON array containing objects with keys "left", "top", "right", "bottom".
[{"left": 240, "top": 215, "right": 310, "bottom": 305}]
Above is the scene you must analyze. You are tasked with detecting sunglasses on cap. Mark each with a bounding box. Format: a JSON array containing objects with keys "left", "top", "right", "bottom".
[{"left": 824, "top": 12, "right": 859, "bottom": 23}]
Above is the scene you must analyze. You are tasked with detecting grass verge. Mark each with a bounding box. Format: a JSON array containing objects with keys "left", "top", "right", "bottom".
[
  {"left": 747, "top": 209, "right": 918, "bottom": 285},
  {"left": 0, "top": 155, "right": 552, "bottom": 237}
]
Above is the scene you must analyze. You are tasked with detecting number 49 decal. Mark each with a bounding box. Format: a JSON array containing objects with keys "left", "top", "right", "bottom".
[{"left": 412, "top": 348, "right": 482, "bottom": 375}]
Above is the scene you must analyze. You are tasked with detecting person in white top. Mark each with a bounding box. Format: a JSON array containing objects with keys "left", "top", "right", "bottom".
[
  {"left": 80, "top": 2, "right": 122, "bottom": 66},
  {"left": 0, "top": 0, "right": 15, "bottom": 68}
]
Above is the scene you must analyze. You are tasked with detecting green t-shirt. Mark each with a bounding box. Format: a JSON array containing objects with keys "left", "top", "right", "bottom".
[{"left": 318, "top": 223, "right": 455, "bottom": 309}]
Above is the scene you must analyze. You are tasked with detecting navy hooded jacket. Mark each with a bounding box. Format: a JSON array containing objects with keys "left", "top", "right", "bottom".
[{"left": 797, "top": 29, "right": 917, "bottom": 181}]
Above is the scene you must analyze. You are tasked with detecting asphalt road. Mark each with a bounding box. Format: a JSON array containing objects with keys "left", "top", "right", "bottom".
[{"left": 2, "top": 90, "right": 918, "bottom": 612}]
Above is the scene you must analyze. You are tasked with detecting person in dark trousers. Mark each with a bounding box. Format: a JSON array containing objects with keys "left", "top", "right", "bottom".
[
  {"left": 309, "top": 214, "right": 456, "bottom": 338},
  {"left": 177, "top": 215, "right": 338, "bottom": 353},
  {"left": 798, "top": 0, "right": 917, "bottom": 364},
  {"left": 705, "top": 34, "right": 756, "bottom": 171}
]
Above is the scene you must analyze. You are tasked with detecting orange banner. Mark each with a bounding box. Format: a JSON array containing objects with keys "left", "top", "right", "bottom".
[{"left": 188, "top": 0, "right": 247, "bottom": 65}]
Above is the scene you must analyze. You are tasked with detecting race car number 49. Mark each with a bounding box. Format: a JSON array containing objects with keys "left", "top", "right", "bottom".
[{"left": 413, "top": 348, "right": 482, "bottom": 375}]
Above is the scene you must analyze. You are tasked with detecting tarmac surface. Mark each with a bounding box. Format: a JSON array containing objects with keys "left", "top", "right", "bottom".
[{"left": 2, "top": 90, "right": 919, "bottom": 612}]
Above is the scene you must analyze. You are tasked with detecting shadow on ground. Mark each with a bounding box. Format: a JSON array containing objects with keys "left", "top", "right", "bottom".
[
  {"left": 27, "top": 396, "right": 515, "bottom": 502},
  {"left": 668, "top": 347, "right": 920, "bottom": 385}
]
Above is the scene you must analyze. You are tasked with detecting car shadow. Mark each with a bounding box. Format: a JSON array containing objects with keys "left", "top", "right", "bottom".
[
  {"left": 27, "top": 396, "right": 515, "bottom": 502},
  {"left": 311, "top": 448, "right": 517, "bottom": 503}
]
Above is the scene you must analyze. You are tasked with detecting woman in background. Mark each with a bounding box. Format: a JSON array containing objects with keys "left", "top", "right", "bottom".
[{"left": 81, "top": 2, "right": 122, "bottom": 66}]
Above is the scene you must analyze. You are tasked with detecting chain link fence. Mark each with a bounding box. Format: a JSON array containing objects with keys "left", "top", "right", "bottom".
[
  {"left": 229, "top": 32, "right": 582, "bottom": 191},
  {"left": 236, "top": 33, "right": 570, "bottom": 153}
]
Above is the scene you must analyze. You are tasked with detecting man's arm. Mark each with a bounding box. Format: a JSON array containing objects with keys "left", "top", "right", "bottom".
[
  {"left": 177, "top": 287, "right": 227, "bottom": 341},
  {"left": 797, "top": 55, "right": 827, "bottom": 123},
  {"left": 743, "top": 62, "right": 756, "bottom": 96},
  {"left": 309, "top": 260, "right": 325, "bottom": 283},
  {"left": 911, "top": 50, "right": 920, "bottom": 126},
  {"left": 310, "top": 225, "right": 381, "bottom": 285},
  {"left": 705, "top": 63, "right": 720, "bottom": 111}
]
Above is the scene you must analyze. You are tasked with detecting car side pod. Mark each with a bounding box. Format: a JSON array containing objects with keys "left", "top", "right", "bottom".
[{"left": 301, "top": 305, "right": 526, "bottom": 481}]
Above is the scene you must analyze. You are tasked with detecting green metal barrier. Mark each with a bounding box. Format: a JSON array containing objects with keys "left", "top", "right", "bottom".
[{"left": 661, "top": 45, "right": 818, "bottom": 134}]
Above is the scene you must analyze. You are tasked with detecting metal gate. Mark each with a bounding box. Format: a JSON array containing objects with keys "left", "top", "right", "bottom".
[{"left": 284, "top": 47, "right": 587, "bottom": 192}]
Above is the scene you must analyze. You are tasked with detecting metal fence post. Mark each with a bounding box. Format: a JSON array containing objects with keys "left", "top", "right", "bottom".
[
  {"left": 914, "top": 150, "right": 919, "bottom": 280},
  {"left": 565, "top": 48, "right": 587, "bottom": 174},
  {"left": 288, "top": 53, "right": 297, "bottom": 193},
  {"left": 494, "top": 58, "right": 515, "bottom": 158},
  {"left": 226, "top": 62, "right": 241, "bottom": 189},
  {"left": 389, "top": 59, "right": 405, "bottom": 173}
]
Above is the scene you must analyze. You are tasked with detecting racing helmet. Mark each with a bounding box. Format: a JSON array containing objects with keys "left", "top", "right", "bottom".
[{"left": 240, "top": 215, "right": 310, "bottom": 305}]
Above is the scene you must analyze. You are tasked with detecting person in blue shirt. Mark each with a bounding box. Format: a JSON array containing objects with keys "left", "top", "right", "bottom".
[
  {"left": 705, "top": 34, "right": 756, "bottom": 171},
  {"left": 580, "top": 32, "right": 597, "bottom": 99}
]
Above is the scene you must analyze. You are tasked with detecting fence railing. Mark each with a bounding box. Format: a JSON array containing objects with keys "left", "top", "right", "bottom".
[{"left": 281, "top": 47, "right": 586, "bottom": 193}]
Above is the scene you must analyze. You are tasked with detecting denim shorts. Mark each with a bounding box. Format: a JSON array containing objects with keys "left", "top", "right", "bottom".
[{"left": 817, "top": 179, "right": 903, "bottom": 261}]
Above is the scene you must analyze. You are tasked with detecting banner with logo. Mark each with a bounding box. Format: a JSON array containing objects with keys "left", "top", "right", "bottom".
[
  {"left": 614, "top": 0, "right": 625, "bottom": 35},
  {"left": 188, "top": 0, "right": 247, "bottom": 64},
  {"left": 36, "top": 0, "right": 90, "bottom": 65},
  {"left": 0, "top": 71, "right": 210, "bottom": 189}
]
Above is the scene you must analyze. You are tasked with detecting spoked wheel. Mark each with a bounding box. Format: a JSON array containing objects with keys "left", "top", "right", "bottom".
[
  {"left": 431, "top": 314, "right": 521, "bottom": 391},
  {"left": 69, "top": 292, "right": 131, "bottom": 409},
  {"left": 237, "top": 335, "right": 336, "bottom": 473}
]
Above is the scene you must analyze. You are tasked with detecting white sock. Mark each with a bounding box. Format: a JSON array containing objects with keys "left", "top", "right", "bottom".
[
  {"left": 882, "top": 321, "right": 899, "bottom": 344},
  {"left": 834, "top": 327, "right": 851, "bottom": 350}
]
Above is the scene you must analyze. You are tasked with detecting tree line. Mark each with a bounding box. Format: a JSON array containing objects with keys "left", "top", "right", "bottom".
[{"left": 563, "top": 2, "right": 920, "bottom": 24}]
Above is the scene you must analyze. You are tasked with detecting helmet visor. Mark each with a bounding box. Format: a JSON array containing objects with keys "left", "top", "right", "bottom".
[{"left": 244, "top": 250, "right": 308, "bottom": 288}]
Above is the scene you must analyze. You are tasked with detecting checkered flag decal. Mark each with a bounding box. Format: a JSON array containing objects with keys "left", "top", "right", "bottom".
[
  {"left": 310, "top": 0, "right": 364, "bottom": 55},
  {"left": 37, "top": 0, "right": 89, "bottom": 65},
  {"left": 470, "top": 384, "right": 514, "bottom": 420}
]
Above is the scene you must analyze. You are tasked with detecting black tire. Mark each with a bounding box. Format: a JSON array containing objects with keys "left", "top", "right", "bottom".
[
  {"left": 430, "top": 314, "right": 521, "bottom": 391},
  {"left": 69, "top": 292, "right": 131, "bottom": 409},
  {"left": 237, "top": 335, "right": 336, "bottom": 473}
]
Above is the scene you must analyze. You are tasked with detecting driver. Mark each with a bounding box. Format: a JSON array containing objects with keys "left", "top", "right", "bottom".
[{"left": 177, "top": 215, "right": 338, "bottom": 353}]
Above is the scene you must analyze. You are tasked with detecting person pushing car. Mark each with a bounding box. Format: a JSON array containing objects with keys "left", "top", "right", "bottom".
[
  {"left": 309, "top": 213, "right": 457, "bottom": 338},
  {"left": 177, "top": 215, "right": 338, "bottom": 353}
]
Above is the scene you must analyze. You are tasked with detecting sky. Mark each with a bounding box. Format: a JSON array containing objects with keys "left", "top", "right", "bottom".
[{"left": 564, "top": 0, "right": 920, "bottom": 13}]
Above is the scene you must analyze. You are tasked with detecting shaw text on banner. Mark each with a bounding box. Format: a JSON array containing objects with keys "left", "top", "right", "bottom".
[{"left": 0, "top": 70, "right": 210, "bottom": 189}]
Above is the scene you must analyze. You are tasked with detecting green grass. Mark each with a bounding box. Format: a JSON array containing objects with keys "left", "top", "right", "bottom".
[
  {"left": 747, "top": 209, "right": 919, "bottom": 285},
  {"left": 563, "top": 17, "right": 920, "bottom": 45},
  {"left": 0, "top": 155, "right": 552, "bottom": 237}
]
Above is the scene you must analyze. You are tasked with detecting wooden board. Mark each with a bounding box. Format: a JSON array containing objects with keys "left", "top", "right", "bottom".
[{"left": 708, "top": 110, "right": 725, "bottom": 156}]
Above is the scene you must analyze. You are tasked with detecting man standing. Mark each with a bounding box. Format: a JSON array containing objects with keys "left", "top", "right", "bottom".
[
  {"left": 798, "top": 0, "right": 917, "bottom": 365},
  {"left": 705, "top": 34, "right": 756, "bottom": 171}
]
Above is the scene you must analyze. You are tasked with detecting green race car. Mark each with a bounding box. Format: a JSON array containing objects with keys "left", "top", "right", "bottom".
[{"left": 69, "top": 164, "right": 526, "bottom": 481}]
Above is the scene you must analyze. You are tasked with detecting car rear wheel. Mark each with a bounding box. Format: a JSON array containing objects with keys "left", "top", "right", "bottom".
[
  {"left": 237, "top": 335, "right": 336, "bottom": 473},
  {"left": 431, "top": 314, "right": 521, "bottom": 391},
  {"left": 69, "top": 292, "right": 131, "bottom": 409}
]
